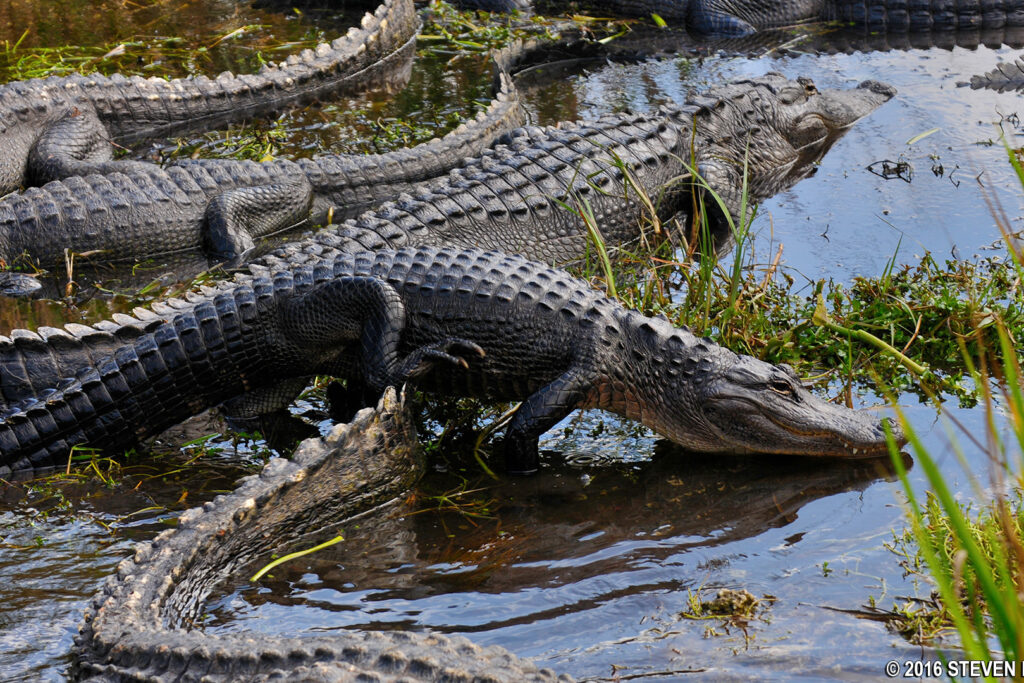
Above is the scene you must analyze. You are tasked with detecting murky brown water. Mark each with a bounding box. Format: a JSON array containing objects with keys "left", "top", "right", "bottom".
[{"left": 0, "top": 1, "right": 1021, "bottom": 680}]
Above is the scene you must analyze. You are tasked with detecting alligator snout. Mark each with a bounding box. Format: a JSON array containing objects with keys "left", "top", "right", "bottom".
[{"left": 857, "top": 80, "right": 898, "bottom": 99}]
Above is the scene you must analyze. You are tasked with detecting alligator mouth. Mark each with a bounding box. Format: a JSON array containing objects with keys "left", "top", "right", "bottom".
[{"left": 708, "top": 395, "right": 895, "bottom": 457}]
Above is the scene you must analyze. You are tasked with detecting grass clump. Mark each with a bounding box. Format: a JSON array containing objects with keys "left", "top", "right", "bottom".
[{"left": 871, "top": 134, "right": 1024, "bottom": 664}]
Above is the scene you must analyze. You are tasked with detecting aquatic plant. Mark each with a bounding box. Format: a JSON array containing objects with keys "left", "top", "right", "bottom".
[{"left": 871, "top": 130, "right": 1024, "bottom": 663}]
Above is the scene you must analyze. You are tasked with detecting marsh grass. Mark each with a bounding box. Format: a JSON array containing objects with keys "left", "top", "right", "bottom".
[{"left": 865, "top": 130, "right": 1024, "bottom": 665}]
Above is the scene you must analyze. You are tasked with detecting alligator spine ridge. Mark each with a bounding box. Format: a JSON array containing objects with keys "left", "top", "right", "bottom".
[
  {"left": 74, "top": 388, "right": 571, "bottom": 682},
  {"left": 0, "top": 0, "right": 417, "bottom": 195}
]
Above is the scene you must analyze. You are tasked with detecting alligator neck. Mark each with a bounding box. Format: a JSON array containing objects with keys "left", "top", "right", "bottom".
[{"left": 588, "top": 307, "right": 729, "bottom": 451}]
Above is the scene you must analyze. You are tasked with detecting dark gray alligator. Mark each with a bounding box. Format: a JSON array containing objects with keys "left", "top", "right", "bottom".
[
  {"left": 74, "top": 389, "right": 572, "bottom": 681},
  {"left": 271, "top": 72, "right": 894, "bottom": 268},
  {"left": 0, "top": 0, "right": 421, "bottom": 196},
  {"left": 457, "top": 0, "right": 1024, "bottom": 36},
  {"left": 0, "top": 247, "right": 903, "bottom": 479},
  {"left": 0, "top": 71, "right": 889, "bottom": 296}
]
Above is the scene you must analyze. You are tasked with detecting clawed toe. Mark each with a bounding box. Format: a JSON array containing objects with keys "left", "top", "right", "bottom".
[{"left": 444, "top": 339, "right": 486, "bottom": 359}]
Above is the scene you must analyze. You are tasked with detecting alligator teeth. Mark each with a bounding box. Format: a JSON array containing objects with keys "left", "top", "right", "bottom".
[{"left": 852, "top": 448, "right": 859, "bottom": 455}]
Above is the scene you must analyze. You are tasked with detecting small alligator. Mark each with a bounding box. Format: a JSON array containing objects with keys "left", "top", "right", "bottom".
[
  {"left": 75, "top": 388, "right": 573, "bottom": 681},
  {"left": 0, "top": 71, "right": 890, "bottom": 296},
  {"left": 0, "top": 247, "right": 902, "bottom": 479},
  {"left": 457, "top": 0, "right": 1024, "bottom": 36},
  {"left": 0, "top": 0, "right": 420, "bottom": 196}
]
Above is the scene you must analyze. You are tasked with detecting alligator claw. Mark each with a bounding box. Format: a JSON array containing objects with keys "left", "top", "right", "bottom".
[{"left": 403, "top": 337, "right": 485, "bottom": 382}]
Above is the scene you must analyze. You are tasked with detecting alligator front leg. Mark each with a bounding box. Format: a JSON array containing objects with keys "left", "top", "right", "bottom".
[
  {"left": 204, "top": 181, "right": 315, "bottom": 259},
  {"left": 27, "top": 107, "right": 157, "bottom": 185},
  {"left": 284, "top": 276, "right": 485, "bottom": 395},
  {"left": 503, "top": 368, "right": 590, "bottom": 475}
]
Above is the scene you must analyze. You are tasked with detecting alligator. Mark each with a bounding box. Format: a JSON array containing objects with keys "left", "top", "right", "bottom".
[
  {"left": 455, "top": 0, "right": 1024, "bottom": 36},
  {"left": 0, "top": 246, "right": 903, "bottom": 479},
  {"left": 0, "top": 71, "right": 891, "bottom": 297},
  {"left": 0, "top": 0, "right": 430, "bottom": 197},
  {"left": 264, "top": 72, "right": 894, "bottom": 268},
  {"left": 0, "top": 51, "right": 522, "bottom": 294},
  {"left": 0, "top": 0, "right": 422, "bottom": 197},
  {"left": 75, "top": 388, "right": 572, "bottom": 682}
]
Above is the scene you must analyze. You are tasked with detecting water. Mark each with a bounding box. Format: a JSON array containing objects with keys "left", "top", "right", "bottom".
[{"left": 0, "top": 2, "right": 1021, "bottom": 680}]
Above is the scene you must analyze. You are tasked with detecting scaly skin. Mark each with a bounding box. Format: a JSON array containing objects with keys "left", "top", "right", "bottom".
[
  {"left": 458, "top": 0, "right": 1024, "bottom": 35},
  {"left": 0, "top": 71, "right": 888, "bottom": 295},
  {"left": 0, "top": 53, "right": 522, "bottom": 278},
  {"left": 75, "top": 388, "right": 572, "bottom": 682},
  {"left": 0, "top": 247, "right": 903, "bottom": 479},
  {"left": 0, "top": 0, "right": 420, "bottom": 196}
]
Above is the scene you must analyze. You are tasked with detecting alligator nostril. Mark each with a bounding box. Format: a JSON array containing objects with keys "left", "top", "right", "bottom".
[{"left": 858, "top": 80, "right": 898, "bottom": 98}]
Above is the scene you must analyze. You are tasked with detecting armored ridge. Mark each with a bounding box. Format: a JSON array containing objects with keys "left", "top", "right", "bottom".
[
  {"left": 0, "top": 0, "right": 417, "bottom": 195},
  {"left": 457, "top": 0, "right": 1024, "bottom": 36},
  {"left": 75, "top": 388, "right": 571, "bottom": 682},
  {"left": 969, "top": 57, "right": 1024, "bottom": 90},
  {"left": 0, "top": 247, "right": 901, "bottom": 479}
]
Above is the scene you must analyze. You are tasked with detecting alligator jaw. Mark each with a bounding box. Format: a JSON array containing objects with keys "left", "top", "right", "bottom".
[
  {"left": 700, "top": 358, "right": 905, "bottom": 458},
  {"left": 706, "top": 395, "right": 902, "bottom": 457}
]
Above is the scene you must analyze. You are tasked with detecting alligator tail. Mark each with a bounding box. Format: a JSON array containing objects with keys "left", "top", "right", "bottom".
[{"left": 79, "top": 0, "right": 420, "bottom": 142}]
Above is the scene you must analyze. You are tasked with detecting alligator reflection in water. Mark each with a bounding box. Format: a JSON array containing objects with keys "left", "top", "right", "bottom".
[{"left": 207, "top": 445, "right": 909, "bottom": 648}]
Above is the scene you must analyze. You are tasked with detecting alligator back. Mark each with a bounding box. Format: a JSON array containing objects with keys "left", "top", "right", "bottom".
[{"left": 0, "top": 161, "right": 308, "bottom": 266}]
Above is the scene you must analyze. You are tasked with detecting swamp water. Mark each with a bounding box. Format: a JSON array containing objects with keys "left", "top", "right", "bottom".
[{"left": 0, "top": 1, "right": 1021, "bottom": 680}]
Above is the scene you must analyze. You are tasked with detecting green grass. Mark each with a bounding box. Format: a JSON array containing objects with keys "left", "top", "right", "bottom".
[{"left": 864, "top": 132, "right": 1024, "bottom": 666}]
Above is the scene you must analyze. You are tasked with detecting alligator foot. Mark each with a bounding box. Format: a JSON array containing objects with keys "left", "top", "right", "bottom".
[
  {"left": 398, "top": 338, "right": 486, "bottom": 383},
  {"left": 329, "top": 339, "right": 484, "bottom": 423},
  {"left": 501, "top": 437, "right": 541, "bottom": 476},
  {"left": 204, "top": 180, "right": 315, "bottom": 259}
]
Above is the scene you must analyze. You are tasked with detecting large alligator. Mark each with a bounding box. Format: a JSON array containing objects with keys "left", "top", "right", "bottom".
[
  {"left": 0, "top": 0, "right": 421, "bottom": 196},
  {"left": 74, "top": 388, "right": 572, "bottom": 681},
  {"left": 457, "top": 0, "right": 1024, "bottom": 36},
  {"left": 0, "top": 71, "right": 893, "bottom": 296},
  {"left": 0, "top": 247, "right": 902, "bottom": 479}
]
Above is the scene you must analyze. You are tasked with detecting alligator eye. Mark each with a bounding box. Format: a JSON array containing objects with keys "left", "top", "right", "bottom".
[
  {"left": 777, "top": 89, "right": 802, "bottom": 105},
  {"left": 769, "top": 380, "right": 794, "bottom": 396}
]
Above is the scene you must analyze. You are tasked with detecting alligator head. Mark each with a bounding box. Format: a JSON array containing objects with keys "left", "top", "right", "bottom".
[
  {"left": 617, "top": 314, "right": 904, "bottom": 458},
  {"left": 683, "top": 73, "right": 896, "bottom": 228},
  {"left": 692, "top": 72, "right": 896, "bottom": 173},
  {"left": 698, "top": 355, "right": 903, "bottom": 457}
]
